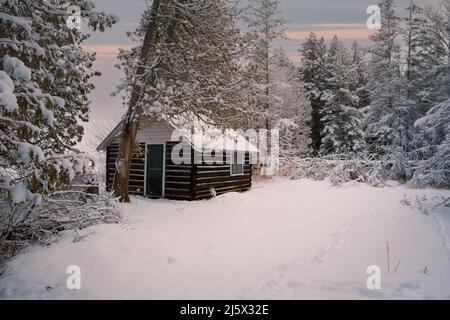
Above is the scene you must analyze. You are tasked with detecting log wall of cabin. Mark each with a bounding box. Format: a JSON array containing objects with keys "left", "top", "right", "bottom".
[
  {"left": 164, "top": 141, "right": 194, "bottom": 200},
  {"left": 163, "top": 145, "right": 252, "bottom": 201},
  {"left": 106, "top": 142, "right": 146, "bottom": 196},
  {"left": 192, "top": 150, "right": 252, "bottom": 200}
]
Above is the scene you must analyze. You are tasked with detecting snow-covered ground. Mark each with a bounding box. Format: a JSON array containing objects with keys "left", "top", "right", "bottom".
[{"left": 1, "top": 178, "right": 449, "bottom": 299}]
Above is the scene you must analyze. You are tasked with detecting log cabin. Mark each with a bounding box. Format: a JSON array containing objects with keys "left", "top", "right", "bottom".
[{"left": 97, "top": 115, "right": 259, "bottom": 200}]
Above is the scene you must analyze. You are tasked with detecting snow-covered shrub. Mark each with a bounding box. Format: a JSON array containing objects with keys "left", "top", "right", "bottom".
[
  {"left": 280, "top": 154, "right": 403, "bottom": 187},
  {"left": 328, "top": 160, "right": 368, "bottom": 186},
  {"left": 0, "top": 156, "right": 120, "bottom": 263},
  {"left": 280, "top": 155, "right": 375, "bottom": 184},
  {"left": 280, "top": 151, "right": 447, "bottom": 189},
  {"left": 0, "top": 185, "right": 121, "bottom": 263},
  {"left": 410, "top": 100, "right": 450, "bottom": 189},
  {"left": 382, "top": 147, "right": 414, "bottom": 182}
]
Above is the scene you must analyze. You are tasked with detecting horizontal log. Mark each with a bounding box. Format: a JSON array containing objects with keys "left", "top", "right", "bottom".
[
  {"left": 165, "top": 187, "right": 191, "bottom": 192},
  {"left": 196, "top": 174, "right": 250, "bottom": 184},
  {"left": 196, "top": 180, "right": 251, "bottom": 191},
  {"left": 165, "top": 159, "right": 193, "bottom": 165},
  {"left": 164, "top": 183, "right": 191, "bottom": 193},
  {"left": 165, "top": 180, "right": 190, "bottom": 185},
  {"left": 165, "top": 170, "right": 191, "bottom": 177},
  {"left": 165, "top": 175, "right": 191, "bottom": 181},
  {"left": 129, "top": 174, "right": 145, "bottom": 180},
  {"left": 165, "top": 165, "right": 192, "bottom": 170},
  {"left": 164, "top": 188, "right": 192, "bottom": 197},
  {"left": 196, "top": 171, "right": 230, "bottom": 178},
  {"left": 196, "top": 169, "right": 230, "bottom": 174},
  {"left": 129, "top": 170, "right": 145, "bottom": 176},
  {"left": 196, "top": 166, "right": 230, "bottom": 172},
  {"left": 196, "top": 169, "right": 249, "bottom": 178},
  {"left": 196, "top": 164, "right": 229, "bottom": 168}
]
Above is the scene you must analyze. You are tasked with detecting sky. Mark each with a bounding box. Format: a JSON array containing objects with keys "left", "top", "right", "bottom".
[{"left": 80, "top": 0, "right": 433, "bottom": 147}]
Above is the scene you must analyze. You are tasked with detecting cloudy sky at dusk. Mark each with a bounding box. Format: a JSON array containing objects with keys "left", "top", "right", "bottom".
[{"left": 81, "top": 0, "right": 432, "bottom": 146}]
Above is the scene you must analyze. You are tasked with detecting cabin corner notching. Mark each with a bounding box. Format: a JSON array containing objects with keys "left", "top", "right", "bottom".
[{"left": 99, "top": 118, "right": 258, "bottom": 201}]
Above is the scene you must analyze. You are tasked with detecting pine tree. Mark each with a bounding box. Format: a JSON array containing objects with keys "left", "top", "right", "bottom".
[
  {"left": 320, "top": 36, "right": 365, "bottom": 155},
  {"left": 114, "top": 0, "right": 255, "bottom": 201},
  {"left": 364, "top": 0, "right": 414, "bottom": 156},
  {"left": 396, "top": 0, "right": 450, "bottom": 163},
  {"left": 0, "top": 0, "right": 116, "bottom": 201},
  {"left": 410, "top": 0, "right": 450, "bottom": 186},
  {"left": 413, "top": 0, "right": 450, "bottom": 109},
  {"left": 298, "top": 33, "right": 328, "bottom": 153},
  {"left": 413, "top": 99, "right": 450, "bottom": 187},
  {"left": 402, "top": 1, "right": 422, "bottom": 85},
  {"left": 270, "top": 48, "right": 312, "bottom": 157},
  {"left": 350, "top": 41, "right": 369, "bottom": 110},
  {"left": 244, "top": 0, "right": 286, "bottom": 130}
]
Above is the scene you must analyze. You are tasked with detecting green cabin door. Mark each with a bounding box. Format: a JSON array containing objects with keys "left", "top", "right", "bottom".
[{"left": 146, "top": 144, "right": 164, "bottom": 198}]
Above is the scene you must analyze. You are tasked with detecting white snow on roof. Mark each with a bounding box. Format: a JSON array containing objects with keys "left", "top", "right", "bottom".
[
  {"left": 164, "top": 113, "right": 259, "bottom": 153},
  {"left": 97, "top": 112, "right": 259, "bottom": 153}
]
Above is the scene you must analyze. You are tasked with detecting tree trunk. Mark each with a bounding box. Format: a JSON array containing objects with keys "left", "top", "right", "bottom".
[
  {"left": 114, "top": 116, "right": 139, "bottom": 202},
  {"left": 114, "top": 0, "right": 161, "bottom": 202},
  {"left": 265, "top": 23, "right": 270, "bottom": 132}
]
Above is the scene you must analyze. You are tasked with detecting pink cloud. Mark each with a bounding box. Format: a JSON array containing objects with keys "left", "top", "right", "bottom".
[
  {"left": 285, "top": 23, "right": 375, "bottom": 40},
  {"left": 81, "top": 44, "right": 134, "bottom": 57}
]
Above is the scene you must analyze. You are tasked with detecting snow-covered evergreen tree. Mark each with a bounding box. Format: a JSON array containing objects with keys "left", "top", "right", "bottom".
[
  {"left": 243, "top": 0, "right": 286, "bottom": 130},
  {"left": 389, "top": 0, "right": 450, "bottom": 166},
  {"left": 320, "top": 36, "right": 365, "bottom": 155},
  {"left": 350, "top": 41, "right": 370, "bottom": 110},
  {"left": 270, "top": 48, "right": 312, "bottom": 158},
  {"left": 402, "top": 1, "right": 423, "bottom": 84},
  {"left": 298, "top": 33, "right": 328, "bottom": 153},
  {"left": 413, "top": 99, "right": 450, "bottom": 188},
  {"left": 409, "top": 0, "right": 450, "bottom": 186},
  {"left": 413, "top": 0, "right": 450, "bottom": 109},
  {"left": 0, "top": 0, "right": 117, "bottom": 201},
  {"left": 364, "top": 0, "right": 415, "bottom": 157}
]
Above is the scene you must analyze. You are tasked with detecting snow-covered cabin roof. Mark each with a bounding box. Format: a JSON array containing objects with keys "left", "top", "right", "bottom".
[{"left": 96, "top": 113, "right": 259, "bottom": 153}]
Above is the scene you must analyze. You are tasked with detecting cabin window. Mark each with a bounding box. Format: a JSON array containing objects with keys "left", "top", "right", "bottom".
[{"left": 230, "top": 151, "right": 244, "bottom": 175}]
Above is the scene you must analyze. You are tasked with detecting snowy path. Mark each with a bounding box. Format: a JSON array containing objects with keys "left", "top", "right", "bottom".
[{"left": 0, "top": 178, "right": 449, "bottom": 299}]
